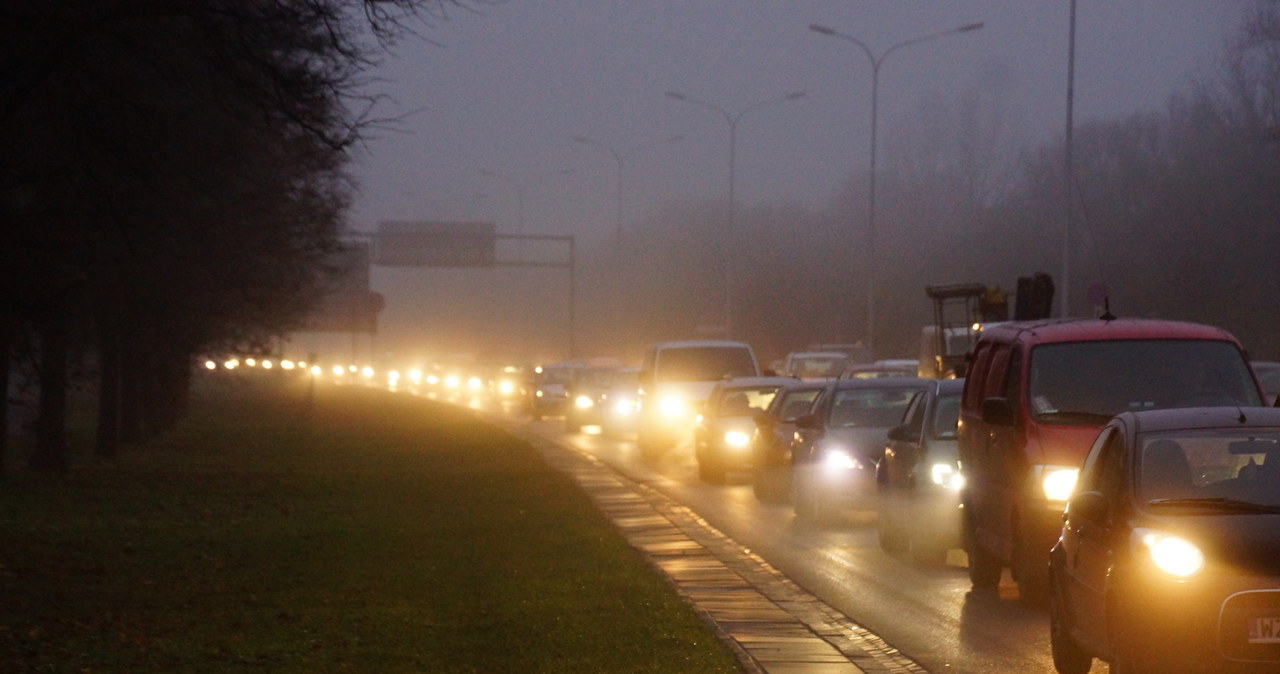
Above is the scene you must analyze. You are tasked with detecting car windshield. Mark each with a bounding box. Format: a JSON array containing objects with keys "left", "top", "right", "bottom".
[
  {"left": 1139, "top": 429, "right": 1280, "bottom": 509},
  {"left": 717, "top": 387, "right": 781, "bottom": 416},
  {"left": 828, "top": 387, "right": 918, "bottom": 428},
  {"left": 655, "top": 347, "right": 756, "bottom": 382},
  {"left": 537, "top": 367, "right": 576, "bottom": 385},
  {"left": 777, "top": 388, "right": 822, "bottom": 421},
  {"left": 791, "top": 356, "right": 846, "bottom": 378},
  {"left": 932, "top": 394, "right": 962, "bottom": 440},
  {"left": 1027, "top": 339, "right": 1260, "bottom": 423}
]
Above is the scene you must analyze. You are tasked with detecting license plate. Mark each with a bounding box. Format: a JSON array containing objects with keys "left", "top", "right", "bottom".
[{"left": 1248, "top": 616, "right": 1280, "bottom": 644}]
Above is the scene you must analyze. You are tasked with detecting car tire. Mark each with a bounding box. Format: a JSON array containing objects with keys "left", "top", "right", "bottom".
[
  {"left": 1014, "top": 527, "right": 1050, "bottom": 608},
  {"left": 964, "top": 506, "right": 1001, "bottom": 588},
  {"left": 911, "top": 531, "right": 950, "bottom": 566},
  {"left": 698, "top": 458, "right": 726, "bottom": 485},
  {"left": 1049, "top": 571, "right": 1092, "bottom": 674},
  {"left": 793, "top": 468, "right": 814, "bottom": 519},
  {"left": 753, "top": 467, "right": 789, "bottom": 504},
  {"left": 876, "top": 487, "right": 908, "bottom": 554}
]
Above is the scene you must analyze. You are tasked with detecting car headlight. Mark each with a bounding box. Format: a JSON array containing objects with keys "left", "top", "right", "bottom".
[
  {"left": 575, "top": 395, "right": 595, "bottom": 409},
  {"left": 613, "top": 398, "right": 637, "bottom": 415},
  {"left": 1036, "top": 465, "right": 1080, "bottom": 502},
  {"left": 822, "top": 448, "right": 862, "bottom": 472},
  {"left": 467, "top": 376, "right": 484, "bottom": 391},
  {"left": 930, "top": 462, "right": 965, "bottom": 491},
  {"left": 657, "top": 395, "right": 687, "bottom": 418},
  {"left": 444, "top": 375, "right": 460, "bottom": 389},
  {"left": 498, "top": 380, "right": 516, "bottom": 395},
  {"left": 1135, "top": 528, "right": 1204, "bottom": 579},
  {"left": 724, "top": 430, "right": 751, "bottom": 448}
]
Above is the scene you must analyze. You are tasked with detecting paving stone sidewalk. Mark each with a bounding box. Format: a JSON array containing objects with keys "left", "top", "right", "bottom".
[{"left": 509, "top": 426, "right": 929, "bottom": 674}]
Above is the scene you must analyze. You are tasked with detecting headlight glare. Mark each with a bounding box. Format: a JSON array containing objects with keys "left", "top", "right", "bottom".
[
  {"left": 930, "top": 462, "right": 965, "bottom": 491},
  {"left": 724, "top": 431, "right": 751, "bottom": 447},
  {"left": 1040, "top": 465, "right": 1080, "bottom": 502},
  {"left": 575, "top": 395, "right": 594, "bottom": 409},
  {"left": 657, "top": 395, "right": 686, "bottom": 418},
  {"left": 822, "top": 449, "right": 860, "bottom": 472},
  {"left": 1137, "top": 529, "right": 1205, "bottom": 578}
]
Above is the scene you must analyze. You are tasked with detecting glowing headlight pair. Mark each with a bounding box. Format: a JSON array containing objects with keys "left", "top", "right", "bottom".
[
  {"left": 929, "top": 463, "right": 965, "bottom": 491},
  {"left": 1035, "top": 465, "right": 1080, "bottom": 502},
  {"left": 1135, "top": 528, "right": 1205, "bottom": 578},
  {"left": 723, "top": 430, "right": 751, "bottom": 448}
]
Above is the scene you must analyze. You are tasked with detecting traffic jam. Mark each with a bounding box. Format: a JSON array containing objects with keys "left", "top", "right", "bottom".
[{"left": 218, "top": 299, "right": 1280, "bottom": 674}]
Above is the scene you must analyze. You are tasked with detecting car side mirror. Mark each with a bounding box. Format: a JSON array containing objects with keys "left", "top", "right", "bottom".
[
  {"left": 1066, "top": 490, "right": 1106, "bottom": 524},
  {"left": 887, "top": 423, "right": 919, "bottom": 443},
  {"left": 981, "top": 397, "right": 1017, "bottom": 426}
]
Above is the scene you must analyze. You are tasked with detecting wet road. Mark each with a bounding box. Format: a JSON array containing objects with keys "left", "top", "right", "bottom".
[{"left": 422, "top": 390, "right": 1105, "bottom": 673}]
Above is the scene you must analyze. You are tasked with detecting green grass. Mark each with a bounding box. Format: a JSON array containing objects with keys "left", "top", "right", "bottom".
[{"left": 0, "top": 375, "right": 742, "bottom": 673}]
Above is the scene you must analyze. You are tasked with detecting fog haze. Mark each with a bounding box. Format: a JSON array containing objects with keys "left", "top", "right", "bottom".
[{"left": 293, "top": 1, "right": 1253, "bottom": 366}]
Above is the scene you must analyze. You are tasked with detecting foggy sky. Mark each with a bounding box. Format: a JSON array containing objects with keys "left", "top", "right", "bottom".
[{"left": 292, "top": 1, "right": 1250, "bottom": 366}]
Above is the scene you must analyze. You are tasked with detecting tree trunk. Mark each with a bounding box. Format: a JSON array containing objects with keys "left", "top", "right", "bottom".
[
  {"left": 95, "top": 311, "right": 121, "bottom": 458},
  {"left": 30, "top": 308, "right": 69, "bottom": 473},
  {"left": 0, "top": 313, "right": 12, "bottom": 480}
]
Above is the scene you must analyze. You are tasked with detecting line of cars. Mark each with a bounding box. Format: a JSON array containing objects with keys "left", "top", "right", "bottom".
[{"left": 527, "top": 318, "right": 1280, "bottom": 672}]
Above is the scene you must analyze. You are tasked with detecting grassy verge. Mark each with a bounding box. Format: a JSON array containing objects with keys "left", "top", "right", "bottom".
[{"left": 0, "top": 375, "right": 742, "bottom": 673}]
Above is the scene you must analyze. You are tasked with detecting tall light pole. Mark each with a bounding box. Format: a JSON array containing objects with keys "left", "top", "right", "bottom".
[
  {"left": 1062, "top": 0, "right": 1077, "bottom": 318},
  {"left": 571, "top": 133, "right": 684, "bottom": 255},
  {"left": 810, "top": 21, "right": 983, "bottom": 355},
  {"left": 664, "top": 90, "right": 807, "bottom": 338}
]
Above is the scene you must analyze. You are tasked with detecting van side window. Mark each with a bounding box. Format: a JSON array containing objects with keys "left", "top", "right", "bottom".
[
  {"left": 1002, "top": 349, "right": 1023, "bottom": 413},
  {"left": 964, "top": 343, "right": 992, "bottom": 409},
  {"left": 985, "top": 346, "right": 1012, "bottom": 402}
]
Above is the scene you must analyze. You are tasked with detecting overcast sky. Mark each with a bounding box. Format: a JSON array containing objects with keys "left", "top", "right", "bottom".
[
  {"left": 306, "top": 1, "right": 1250, "bottom": 363},
  {"left": 351, "top": 1, "right": 1244, "bottom": 240}
]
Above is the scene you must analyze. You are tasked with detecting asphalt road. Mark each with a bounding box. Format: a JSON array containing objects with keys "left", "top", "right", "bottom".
[{"left": 514, "top": 412, "right": 1107, "bottom": 674}]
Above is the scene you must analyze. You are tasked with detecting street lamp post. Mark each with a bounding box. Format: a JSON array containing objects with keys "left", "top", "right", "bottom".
[
  {"left": 810, "top": 22, "right": 983, "bottom": 355},
  {"left": 571, "top": 134, "right": 684, "bottom": 255},
  {"left": 664, "top": 90, "right": 806, "bottom": 338}
]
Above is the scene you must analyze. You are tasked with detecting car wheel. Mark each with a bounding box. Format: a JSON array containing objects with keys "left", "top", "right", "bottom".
[
  {"left": 911, "top": 529, "right": 950, "bottom": 566},
  {"left": 1049, "top": 572, "right": 1092, "bottom": 674},
  {"left": 877, "top": 486, "right": 908, "bottom": 554},
  {"left": 964, "top": 506, "right": 1001, "bottom": 588},
  {"left": 698, "top": 457, "right": 726, "bottom": 485},
  {"left": 638, "top": 430, "right": 667, "bottom": 462},
  {"left": 793, "top": 468, "right": 814, "bottom": 519},
  {"left": 1014, "top": 527, "right": 1050, "bottom": 608}
]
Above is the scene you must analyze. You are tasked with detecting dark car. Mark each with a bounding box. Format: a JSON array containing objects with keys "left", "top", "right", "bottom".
[
  {"left": 876, "top": 378, "right": 965, "bottom": 564},
  {"left": 564, "top": 363, "right": 625, "bottom": 432},
  {"left": 791, "top": 377, "right": 929, "bottom": 521},
  {"left": 693, "top": 376, "right": 793, "bottom": 484},
  {"left": 751, "top": 380, "right": 826, "bottom": 503},
  {"left": 598, "top": 367, "right": 641, "bottom": 438},
  {"left": 528, "top": 361, "right": 581, "bottom": 420},
  {"left": 1049, "top": 406, "right": 1280, "bottom": 673}
]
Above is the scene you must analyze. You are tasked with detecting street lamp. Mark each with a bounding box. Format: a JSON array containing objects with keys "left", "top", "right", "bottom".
[
  {"left": 571, "top": 133, "right": 684, "bottom": 255},
  {"left": 810, "top": 21, "right": 983, "bottom": 355},
  {"left": 664, "top": 90, "right": 807, "bottom": 338}
]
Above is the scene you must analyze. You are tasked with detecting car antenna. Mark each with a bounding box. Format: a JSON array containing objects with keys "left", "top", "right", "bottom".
[{"left": 1098, "top": 296, "right": 1116, "bottom": 321}]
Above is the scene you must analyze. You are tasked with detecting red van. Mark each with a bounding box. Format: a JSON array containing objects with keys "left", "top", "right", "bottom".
[{"left": 957, "top": 317, "right": 1263, "bottom": 605}]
